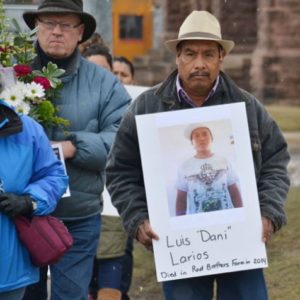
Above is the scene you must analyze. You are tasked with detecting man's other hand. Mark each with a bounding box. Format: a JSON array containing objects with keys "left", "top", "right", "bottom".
[{"left": 136, "top": 219, "right": 159, "bottom": 251}]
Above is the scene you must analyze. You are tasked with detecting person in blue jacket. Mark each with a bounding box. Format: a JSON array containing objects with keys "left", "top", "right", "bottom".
[{"left": 0, "top": 100, "right": 68, "bottom": 300}]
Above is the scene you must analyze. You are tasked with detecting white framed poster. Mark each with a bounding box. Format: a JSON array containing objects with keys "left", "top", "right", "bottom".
[
  {"left": 102, "top": 187, "right": 119, "bottom": 216},
  {"left": 124, "top": 84, "right": 149, "bottom": 101},
  {"left": 136, "top": 103, "right": 267, "bottom": 282},
  {"left": 51, "top": 143, "right": 71, "bottom": 198}
]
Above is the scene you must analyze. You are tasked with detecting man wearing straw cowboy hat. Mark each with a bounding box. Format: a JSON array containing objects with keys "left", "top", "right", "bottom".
[
  {"left": 21, "top": 0, "right": 130, "bottom": 299},
  {"left": 106, "top": 10, "right": 290, "bottom": 299}
]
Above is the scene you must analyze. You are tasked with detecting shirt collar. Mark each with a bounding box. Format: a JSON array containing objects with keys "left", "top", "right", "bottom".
[{"left": 176, "top": 74, "right": 220, "bottom": 107}]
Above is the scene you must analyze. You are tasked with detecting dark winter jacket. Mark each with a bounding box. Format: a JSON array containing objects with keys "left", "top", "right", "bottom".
[{"left": 106, "top": 70, "right": 290, "bottom": 237}]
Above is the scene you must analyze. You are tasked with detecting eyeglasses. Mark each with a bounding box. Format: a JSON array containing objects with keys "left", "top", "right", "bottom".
[{"left": 37, "top": 18, "right": 82, "bottom": 32}]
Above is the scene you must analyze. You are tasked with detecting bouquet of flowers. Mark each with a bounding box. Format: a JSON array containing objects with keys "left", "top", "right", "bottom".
[{"left": 0, "top": 0, "right": 69, "bottom": 128}]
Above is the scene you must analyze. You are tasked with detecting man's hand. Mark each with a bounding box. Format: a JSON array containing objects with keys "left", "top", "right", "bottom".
[
  {"left": 136, "top": 219, "right": 159, "bottom": 251},
  {"left": 262, "top": 216, "right": 274, "bottom": 243},
  {"left": 0, "top": 193, "right": 33, "bottom": 217},
  {"left": 51, "top": 140, "right": 76, "bottom": 159}
]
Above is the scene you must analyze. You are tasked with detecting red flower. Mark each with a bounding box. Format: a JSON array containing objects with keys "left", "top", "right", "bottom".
[
  {"left": 14, "top": 65, "right": 32, "bottom": 77},
  {"left": 33, "top": 76, "right": 51, "bottom": 90}
]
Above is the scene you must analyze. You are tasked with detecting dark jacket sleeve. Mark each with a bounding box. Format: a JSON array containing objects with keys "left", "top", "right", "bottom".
[
  {"left": 247, "top": 95, "right": 290, "bottom": 231},
  {"left": 67, "top": 79, "right": 131, "bottom": 172},
  {"left": 106, "top": 99, "right": 149, "bottom": 238}
]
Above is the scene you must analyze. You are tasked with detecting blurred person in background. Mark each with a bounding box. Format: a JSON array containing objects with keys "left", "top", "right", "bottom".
[
  {"left": 83, "top": 43, "right": 129, "bottom": 300},
  {"left": 113, "top": 56, "right": 134, "bottom": 85},
  {"left": 78, "top": 32, "right": 104, "bottom": 54},
  {"left": 113, "top": 55, "right": 136, "bottom": 300},
  {"left": 83, "top": 44, "right": 113, "bottom": 72}
]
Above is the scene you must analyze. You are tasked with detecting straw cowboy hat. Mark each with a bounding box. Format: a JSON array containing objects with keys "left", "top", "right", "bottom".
[
  {"left": 23, "top": 0, "right": 96, "bottom": 43},
  {"left": 184, "top": 123, "right": 214, "bottom": 141},
  {"left": 165, "top": 10, "right": 234, "bottom": 54}
]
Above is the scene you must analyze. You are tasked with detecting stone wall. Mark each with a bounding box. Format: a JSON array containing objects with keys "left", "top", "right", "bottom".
[
  {"left": 163, "top": 0, "right": 194, "bottom": 40},
  {"left": 251, "top": 0, "right": 300, "bottom": 104},
  {"left": 218, "top": 0, "right": 257, "bottom": 92}
]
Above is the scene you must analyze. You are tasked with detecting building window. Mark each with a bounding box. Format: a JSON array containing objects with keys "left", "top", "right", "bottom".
[{"left": 119, "top": 15, "right": 143, "bottom": 40}]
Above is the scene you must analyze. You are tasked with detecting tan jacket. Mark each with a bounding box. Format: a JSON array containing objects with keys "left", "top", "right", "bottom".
[{"left": 96, "top": 215, "right": 128, "bottom": 259}]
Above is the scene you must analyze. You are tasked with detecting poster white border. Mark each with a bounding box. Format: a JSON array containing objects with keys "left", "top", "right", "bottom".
[
  {"left": 136, "top": 103, "right": 267, "bottom": 282},
  {"left": 51, "top": 143, "right": 71, "bottom": 198}
]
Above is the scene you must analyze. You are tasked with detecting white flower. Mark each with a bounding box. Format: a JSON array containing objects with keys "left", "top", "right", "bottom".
[
  {"left": 15, "top": 81, "right": 28, "bottom": 95},
  {"left": 15, "top": 101, "right": 31, "bottom": 115},
  {"left": 0, "top": 86, "right": 24, "bottom": 107},
  {"left": 25, "top": 82, "right": 45, "bottom": 99}
]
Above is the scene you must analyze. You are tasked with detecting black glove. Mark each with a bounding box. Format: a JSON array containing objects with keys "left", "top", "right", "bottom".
[{"left": 0, "top": 193, "right": 34, "bottom": 217}]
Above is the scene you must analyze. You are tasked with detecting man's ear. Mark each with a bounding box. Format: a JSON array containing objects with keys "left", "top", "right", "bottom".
[
  {"left": 78, "top": 24, "right": 85, "bottom": 42},
  {"left": 176, "top": 55, "right": 179, "bottom": 66},
  {"left": 176, "top": 50, "right": 181, "bottom": 66},
  {"left": 219, "top": 49, "right": 226, "bottom": 62}
]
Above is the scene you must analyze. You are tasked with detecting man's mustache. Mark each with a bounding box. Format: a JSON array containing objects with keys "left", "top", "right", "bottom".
[{"left": 189, "top": 71, "right": 209, "bottom": 79}]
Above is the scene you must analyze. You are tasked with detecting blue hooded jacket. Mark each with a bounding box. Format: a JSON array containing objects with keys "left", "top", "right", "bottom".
[{"left": 0, "top": 101, "right": 68, "bottom": 292}]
